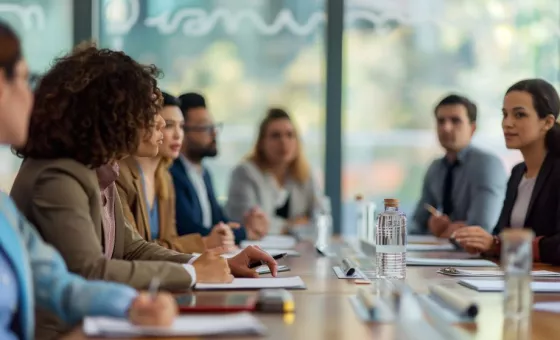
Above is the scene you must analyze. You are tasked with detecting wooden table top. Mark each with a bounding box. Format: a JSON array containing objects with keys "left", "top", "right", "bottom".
[{"left": 65, "top": 239, "right": 560, "bottom": 340}]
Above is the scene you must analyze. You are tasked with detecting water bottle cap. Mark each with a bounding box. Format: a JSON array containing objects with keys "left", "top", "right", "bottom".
[{"left": 384, "top": 198, "right": 399, "bottom": 207}]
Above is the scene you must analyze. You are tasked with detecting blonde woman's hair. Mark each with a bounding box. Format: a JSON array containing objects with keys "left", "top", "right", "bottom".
[{"left": 247, "top": 108, "right": 310, "bottom": 183}]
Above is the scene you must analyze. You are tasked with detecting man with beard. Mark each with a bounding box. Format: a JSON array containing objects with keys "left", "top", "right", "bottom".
[
  {"left": 409, "top": 94, "right": 506, "bottom": 237},
  {"left": 170, "top": 93, "right": 268, "bottom": 242}
]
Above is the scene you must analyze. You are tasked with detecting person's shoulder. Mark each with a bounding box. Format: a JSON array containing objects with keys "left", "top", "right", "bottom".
[
  {"left": 468, "top": 146, "right": 501, "bottom": 163},
  {"left": 16, "top": 158, "right": 97, "bottom": 189}
]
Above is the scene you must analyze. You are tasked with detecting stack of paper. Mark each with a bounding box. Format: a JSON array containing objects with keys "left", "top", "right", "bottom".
[
  {"left": 408, "top": 235, "right": 445, "bottom": 244},
  {"left": 241, "top": 235, "right": 297, "bottom": 249},
  {"left": 195, "top": 276, "right": 306, "bottom": 290},
  {"left": 84, "top": 312, "right": 266, "bottom": 337},
  {"left": 439, "top": 269, "right": 560, "bottom": 277},
  {"left": 407, "top": 257, "right": 498, "bottom": 267},
  {"left": 407, "top": 244, "right": 456, "bottom": 251},
  {"left": 459, "top": 280, "right": 560, "bottom": 293}
]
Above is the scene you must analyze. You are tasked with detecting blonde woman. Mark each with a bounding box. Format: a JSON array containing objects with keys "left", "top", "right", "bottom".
[{"left": 226, "top": 108, "right": 319, "bottom": 234}]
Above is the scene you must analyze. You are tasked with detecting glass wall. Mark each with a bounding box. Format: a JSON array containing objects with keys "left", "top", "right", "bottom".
[
  {"left": 342, "top": 0, "right": 560, "bottom": 233},
  {"left": 97, "top": 0, "right": 327, "bottom": 200},
  {"left": 0, "top": 0, "right": 73, "bottom": 191}
]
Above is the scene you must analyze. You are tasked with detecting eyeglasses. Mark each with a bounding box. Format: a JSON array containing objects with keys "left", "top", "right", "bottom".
[{"left": 184, "top": 122, "right": 223, "bottom": 133}]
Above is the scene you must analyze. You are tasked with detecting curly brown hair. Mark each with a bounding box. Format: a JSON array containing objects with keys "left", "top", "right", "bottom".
[{"left": 14, "top": 44, "right": 162, "bottom": 168}]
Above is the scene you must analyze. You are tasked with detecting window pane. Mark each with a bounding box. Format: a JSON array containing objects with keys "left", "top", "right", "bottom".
[
  {"left": 342, "top": 0, "right": 559, "bottom": 234},
  {"left": 98, "top": 0, "right": 326, "bottom": 200},
  {"left": 0, "top": 0, "right": 73, "bottom": 191}
]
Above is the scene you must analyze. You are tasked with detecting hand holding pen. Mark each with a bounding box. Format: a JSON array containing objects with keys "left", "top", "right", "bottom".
[{"left": 128, "top": 277, "right": 178, "bottom": 327}]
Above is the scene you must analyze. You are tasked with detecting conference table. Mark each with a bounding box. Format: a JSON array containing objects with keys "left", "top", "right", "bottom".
[{"left": 67, "top": 237, "right": 560, "bottom": 340}]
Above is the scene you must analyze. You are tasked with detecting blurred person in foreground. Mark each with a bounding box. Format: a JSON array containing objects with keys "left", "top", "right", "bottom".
[{"left": 0, "top": 21, "right": 177, "bottom": 340}]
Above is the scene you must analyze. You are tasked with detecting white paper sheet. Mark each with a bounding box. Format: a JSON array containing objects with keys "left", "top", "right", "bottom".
[
  {"left": 407, "top": 257, "right": 498, "bottom": 267},
  {"left": 195, "top": 276, "right": 306, "bottom": 290},
  {"left": 439, "top": 269, "right": 560, "bottom": 277},
  {"left": 241, "top": 235, "right": 297, "bottom": 249},
  {"left": 332, "top": 266, "right": 364, "bottom": 279},
  {"left": 534, "top": 301, "right": 560, "bottom": 313},
  {"left": 407, "top": 244, "right": 455, "bottom": 251},
  {"left": 256, "top": 265, "right": 290, "bottom": 275},
  {"left": 192, "top": 248, "right": 299, "bottom": 259},
  {"left": 84, "top": 312, "right": 266, "bottom": 337},
  {"left": 459, "top": 280, "right": 560, "bottom": 292}
]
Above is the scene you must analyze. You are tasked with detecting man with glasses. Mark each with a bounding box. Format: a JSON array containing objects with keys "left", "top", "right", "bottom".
[{"left": 170, "top": 92, "right": 268, "bottom": 242}]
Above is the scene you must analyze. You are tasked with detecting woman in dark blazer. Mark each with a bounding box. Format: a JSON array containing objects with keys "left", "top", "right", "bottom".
[{"left": 454, "top": 78, "right": 560, "bottom": 264}]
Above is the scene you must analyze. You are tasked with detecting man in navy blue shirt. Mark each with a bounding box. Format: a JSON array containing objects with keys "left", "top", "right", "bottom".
[{"left": 170, "top": 93, "right": 268, "bottom": 242}]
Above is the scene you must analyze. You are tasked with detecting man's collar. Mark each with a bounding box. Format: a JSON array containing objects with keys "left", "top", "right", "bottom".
[
  {"left": 96, "top": 162, "right": 120, "bottom": 190},
  {"left": 179, "top": 154, "right": 204, "bottom": 175},
  {"left": 444, "top": 144, "right": 471, "bottom": 165}
]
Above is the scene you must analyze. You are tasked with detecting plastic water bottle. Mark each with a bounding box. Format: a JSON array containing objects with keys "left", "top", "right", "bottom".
[
  {"left": 355, "top": 194, "right": 366, "bottom": 239},
  {"left": 314, "top": 196, "right": 333, "bottom": 250},
  {"left": 375, "top": 198, "right": 407, "bottom": 279}
]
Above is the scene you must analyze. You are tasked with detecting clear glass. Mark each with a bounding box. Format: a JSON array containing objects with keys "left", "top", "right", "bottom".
[
  {"left": 500, "top": 229, "right": 534, "bottom": 340},
  {"left": 375, "top": 204, "right": 407, "bottom": 279}
]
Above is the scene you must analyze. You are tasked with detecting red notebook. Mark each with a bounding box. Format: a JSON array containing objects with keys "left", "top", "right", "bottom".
[{"left": 175, "top": 293, "right": 258, "bottom": 313}]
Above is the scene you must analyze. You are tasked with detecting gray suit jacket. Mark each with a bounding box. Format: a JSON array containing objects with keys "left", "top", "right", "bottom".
[{"left": 225, "top": 160, "right": 318, "bottom": 234}]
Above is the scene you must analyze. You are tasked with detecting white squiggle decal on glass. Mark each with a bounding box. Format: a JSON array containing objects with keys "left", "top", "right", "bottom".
[
  {"left": 0, "top": 4, "right": 45, "bottom": 30},
  {"left": 144, "top": 8, "right": 326, "bottom": 36}
]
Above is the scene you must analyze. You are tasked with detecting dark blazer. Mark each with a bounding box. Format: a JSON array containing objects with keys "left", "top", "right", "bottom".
[
  {"left": 169, "top": 158, "right": 247, "bottom": 242},
  {"left": 493, "top": 154, "right": 560, "bottom": 264}
]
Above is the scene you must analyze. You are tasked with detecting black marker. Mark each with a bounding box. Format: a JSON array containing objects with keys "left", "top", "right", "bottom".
[{"left": 249, "top": 252, "right": 288, "bottom": 269}]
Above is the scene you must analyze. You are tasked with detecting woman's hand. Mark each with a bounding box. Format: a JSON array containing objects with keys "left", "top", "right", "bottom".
[{"left": 453, "top": 226, "right": 494, "bottom": 254}]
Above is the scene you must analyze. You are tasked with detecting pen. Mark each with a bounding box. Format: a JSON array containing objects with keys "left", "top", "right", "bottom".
[
  {"left": 249, "top": 253, "right": 287, "bottom": 269},
  {"left": 424, "top": 203, "right": 442, "bottom": 217},
  {"left": 148, "top": 277, "right": 160, "bottom": 301},
  {"left": 341, "top": 258, "right": 357, "bottom": 276}
]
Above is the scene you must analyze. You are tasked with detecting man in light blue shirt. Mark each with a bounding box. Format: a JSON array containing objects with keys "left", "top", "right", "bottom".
[{"left": 409, "top": 94, "right": 507, "bottom": 236}]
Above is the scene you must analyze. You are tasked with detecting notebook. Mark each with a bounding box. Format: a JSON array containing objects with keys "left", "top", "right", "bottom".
[
  {"left": 83, "top": 312, "right": 266, "bottom": 337},
  {"left": 332, "top": 266, "right": 364, "bottom": 279},
  {"left": 193, "top": 249, "right": 300, "bottom": 259},
  {"left": 438, "top": 269, "right": 560, "bottom": 277},
  {"left": 407, "top": 244, "right": 456, "bottom": 251},
  {"left": 241, "top": 235, "right": 297, "bottom": 249},
  {"left": 195, "top": 276, "right": 306, "bottom": 290},
  {"left": 459, "top": 279, "right": 560, "bottom": 293},
  {"left": 407, "top": 257, "right": 498, "bottom": 267}
]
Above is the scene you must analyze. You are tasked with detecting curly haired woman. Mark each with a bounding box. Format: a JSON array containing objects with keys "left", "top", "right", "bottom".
[{"left": 9, "top": 44, "right": 276, "bottom": 338}]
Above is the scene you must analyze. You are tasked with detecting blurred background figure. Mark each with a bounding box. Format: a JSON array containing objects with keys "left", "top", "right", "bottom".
[
  {"left": 171, "top": 92, "right": 268, "bottom": 241},
  {"left": 226, "top": 108, "right": 318, "bottom": 234}
]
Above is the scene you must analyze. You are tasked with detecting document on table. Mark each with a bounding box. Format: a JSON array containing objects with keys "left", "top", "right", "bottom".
[
  {"left": 193, "top": 248, "right": 300, "bottom": 259},
  {"left": 407, "top": 243, "right": 456, "bottom": 251},
  {"left": 84, "top": 312, "right": 266, "bottom": 337},
  {"left": 534, "top": 302, "right": 560, "bottom": 313},
  {"left": 407, "top": 257, "right": 498, "bottom": 267},
  {"left": 332, "top": 266, "right": 364, "bottom": 279},
  {"left": 241, "top": 235, "right": 297, "bottom": 249},
  {"left": 407, "top": 235, "right": 445, "bottom": 244},
  {"left": 438, "top": 269, "right": 560, "bottom": 277},
  {"left": 195, "top": 276, "right": 306, "bottom": 290},
  {"left": 459, "top": 280, "right": 560, "bottom": 293}
]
